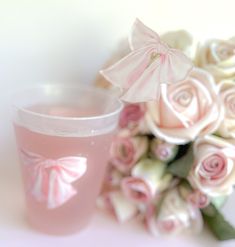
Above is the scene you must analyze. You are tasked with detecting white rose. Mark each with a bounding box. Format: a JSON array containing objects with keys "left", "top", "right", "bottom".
[
  {"left": 217, "top": 79, "right": 235, "bottom": 138},
  {"left": 146, "top": 68, "right": 223, "bottom": 144},
  {"left": 161, "top": 30, "right": 196, "bottom": 59},
  {"left": 146, "top": 189, "right": 203, "bottom": 236},
  {"left": 196, "top": 38, "right": 235, "bottom": 81}
]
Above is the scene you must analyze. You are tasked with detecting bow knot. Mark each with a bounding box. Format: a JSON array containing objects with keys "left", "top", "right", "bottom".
[
  {"left": 43, "top": 159, "right": 58, "bottom": 168},
  {"left": 20, "top": 149, "right": 87, "bottom": 209}
]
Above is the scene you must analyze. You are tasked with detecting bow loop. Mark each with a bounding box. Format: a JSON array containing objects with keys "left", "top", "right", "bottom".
[
  {"left": 57, "top": 157, "right": 87, "bottom": 183},
  {"left": 129, "top": 18, "right": 161, "bottom": 50}
]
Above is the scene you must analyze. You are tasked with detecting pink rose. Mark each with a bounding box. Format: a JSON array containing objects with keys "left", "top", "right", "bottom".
[
  {"left": 119, "top": 103, "right": 148, "bottom": 135},
  {"left": 121, "top": 159, "right": 172, "bottom": 204},
  {"left": 146, "top": 189, "right": 203, "bottom": 236},
  {"left": 121, "top": 177, "right": 153, "bottom": 203},
  {"left": 178, "top": 185, "right": 210, "bottom": 209},
  {"left": 110, "top": 133, "right": 148, "bottom": 173},
  {"left": 189, "top": 135, "right": 235, "bottom": 197},
  {"left": 150, "top": 138, "right": 178, "bottom": 162},
  {"left": 146, "top": 68, "right": 223, "bottom": 144},
  {"left": 217, "top": 79, "right": 235, "bottom": 138},
  {"left": 187, "top": 190, "right": 209, "bottom": 209},
  {"left": 97, "top": 190, "right": 138, "bottom": 223}
]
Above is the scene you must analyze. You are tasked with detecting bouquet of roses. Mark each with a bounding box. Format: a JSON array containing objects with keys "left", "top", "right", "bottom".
[{"left": 96, "top": 19, "right": 235, "bottom": 241}]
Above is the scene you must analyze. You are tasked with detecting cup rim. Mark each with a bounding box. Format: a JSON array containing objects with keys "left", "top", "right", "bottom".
[{"left": 12, "top": 84, "right": 123, "bottom": 122}]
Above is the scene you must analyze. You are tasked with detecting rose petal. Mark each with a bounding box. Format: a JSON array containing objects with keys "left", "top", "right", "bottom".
[
  {"left": 121, "top": 177, "right": 153, "bottom": 203},
  {"left": 131, "top": 159, "right": 170, "bottom": 195},
  {"left": 98, "top": 191, "right": 138, "bottom": 223}
]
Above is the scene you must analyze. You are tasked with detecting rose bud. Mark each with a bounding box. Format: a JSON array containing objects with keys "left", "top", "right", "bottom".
[
  {"left": 121, "top": 159, "right": 172, "bottom": 204},
  {"left": 146, "top": 189, "right": 203, "bottom": 236},
  {"left": 177, "top": 182, "right": 208, "bottom": 209},
  {"left": 110, "top": 133, "right": 148, "bottom": 173},
  {"left": 97, "top": 190, "right": 138, "bottom": 223},
  {"left": 119, "top": 103, "right": 149, "bottom": 135},
  {"left": 189, "top": 135, "right": 235, "bottom": 197},
  {"left": 146, "top": 68, "right": 223, "bottom": 144},
  {"left": 150, "top": 138, "right": 178, "bottom": 162},
  {"left": 102, "top": 167, "right": 124, "bottom": 192},
  {"left": 187, "top": 190, "right": 210, "bottom": 209},
  {"left": 195, "top": 38, "right": 235, "bottom": 81}
]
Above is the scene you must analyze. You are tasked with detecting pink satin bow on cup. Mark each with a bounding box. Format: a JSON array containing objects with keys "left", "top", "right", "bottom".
[
  {"left": 20, "top": 149, "right": 87, "bottom": 209},
  {"left": 100, "top": 19, "right": 193, "bottom": 103}
]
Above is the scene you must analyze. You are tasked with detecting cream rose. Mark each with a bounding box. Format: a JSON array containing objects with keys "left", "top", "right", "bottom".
[
  {"left": 161, "top": 30, "right": 196, "bottom": 59},
  {"left": 217, "top": 79, "right": 235, "bottom": 138},
  {"left": 196, "top": 38, "right": 235, "bottom": 81},
  {"left": 146, "top": 189, "right": 203, "bottom": 236},
  {"left": 189, "top": 135, "right": 235, "bottom": 197},
  {"left": 97, "top": 190, "right": 138, "bottom": 223},
  {"left": 146, "top": 68, "right": 223, "bottom": 144},
  {"left": 121, "top": 159, "right": 172, "bottom": 203}
]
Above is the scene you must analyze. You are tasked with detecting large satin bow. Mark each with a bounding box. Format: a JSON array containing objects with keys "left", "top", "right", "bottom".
[
  {"left": 20, "top": 149, "right": 87, "bottom": 209},
  {"left": 100, "top": 19, "right": 193, "bottom": 103}
]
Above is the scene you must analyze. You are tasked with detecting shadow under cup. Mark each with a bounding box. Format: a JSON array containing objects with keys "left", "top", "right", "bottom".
[{"left": 12, "top": 84, "right": 123, "bottom": 235}]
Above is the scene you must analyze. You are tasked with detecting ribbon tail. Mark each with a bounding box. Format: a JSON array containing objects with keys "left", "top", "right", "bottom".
[
  {"left": 31, "top": 164, "right": 48, "bottom": 202},
  {"left": 47, "top": 170, "right": 77, "bottom": 209},
  {"left": 121, "top": 60, "right": 161, "bottom": 102},
  {"left": 100, "top": 46, "right": 154, "bottom": 90}
]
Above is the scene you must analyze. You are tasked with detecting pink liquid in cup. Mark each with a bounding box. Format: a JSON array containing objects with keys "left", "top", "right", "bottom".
[{"left": 12, "top": 85, "right": 122, "bottom": 235}]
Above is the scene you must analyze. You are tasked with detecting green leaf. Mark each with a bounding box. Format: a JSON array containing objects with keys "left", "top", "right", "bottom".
[
  {"left": 202, "top": 204, "right": 235, "bottom": 241},
  {"left": 211, "top": 196, "right": 228, "bottom": 210},
  {"left": 167, "top": 146, "right": 194, "bottom": 178}
]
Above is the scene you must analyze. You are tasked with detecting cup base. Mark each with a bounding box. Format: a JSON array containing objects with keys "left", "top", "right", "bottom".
[{"left": 26, "top": 213, "right": 93, "bottom": 236}]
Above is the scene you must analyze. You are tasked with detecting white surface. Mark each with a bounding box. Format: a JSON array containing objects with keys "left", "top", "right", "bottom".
[{"left": 1, "top": 0, "right": 235, "bottom": 246}]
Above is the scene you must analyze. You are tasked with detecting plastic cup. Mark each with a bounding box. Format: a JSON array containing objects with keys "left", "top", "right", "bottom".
[{"left": 12, "top": 84, "right": 122, "bottom": 235}]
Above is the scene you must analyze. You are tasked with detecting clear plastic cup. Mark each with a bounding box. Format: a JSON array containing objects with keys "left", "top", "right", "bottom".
[{"left": 12, "top": 84, "right": 122, "bottom": 235}]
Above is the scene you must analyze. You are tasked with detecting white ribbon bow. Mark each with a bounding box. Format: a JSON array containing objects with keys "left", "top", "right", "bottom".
[
  {"left": 20, "top": 149, "right": 87, "bottom": 209},
  {"left": 100, "top": 19, "right": 193, "bottom": 103}
]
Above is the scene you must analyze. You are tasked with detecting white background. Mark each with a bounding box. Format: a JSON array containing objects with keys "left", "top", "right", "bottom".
[{"left": 0, "top": 0, "right": 235, "bottom": 246}]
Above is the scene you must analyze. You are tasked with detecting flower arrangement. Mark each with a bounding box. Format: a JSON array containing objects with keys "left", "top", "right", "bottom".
[{"left": 96, "top": 19, "right": 235, "bottom": 241}]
